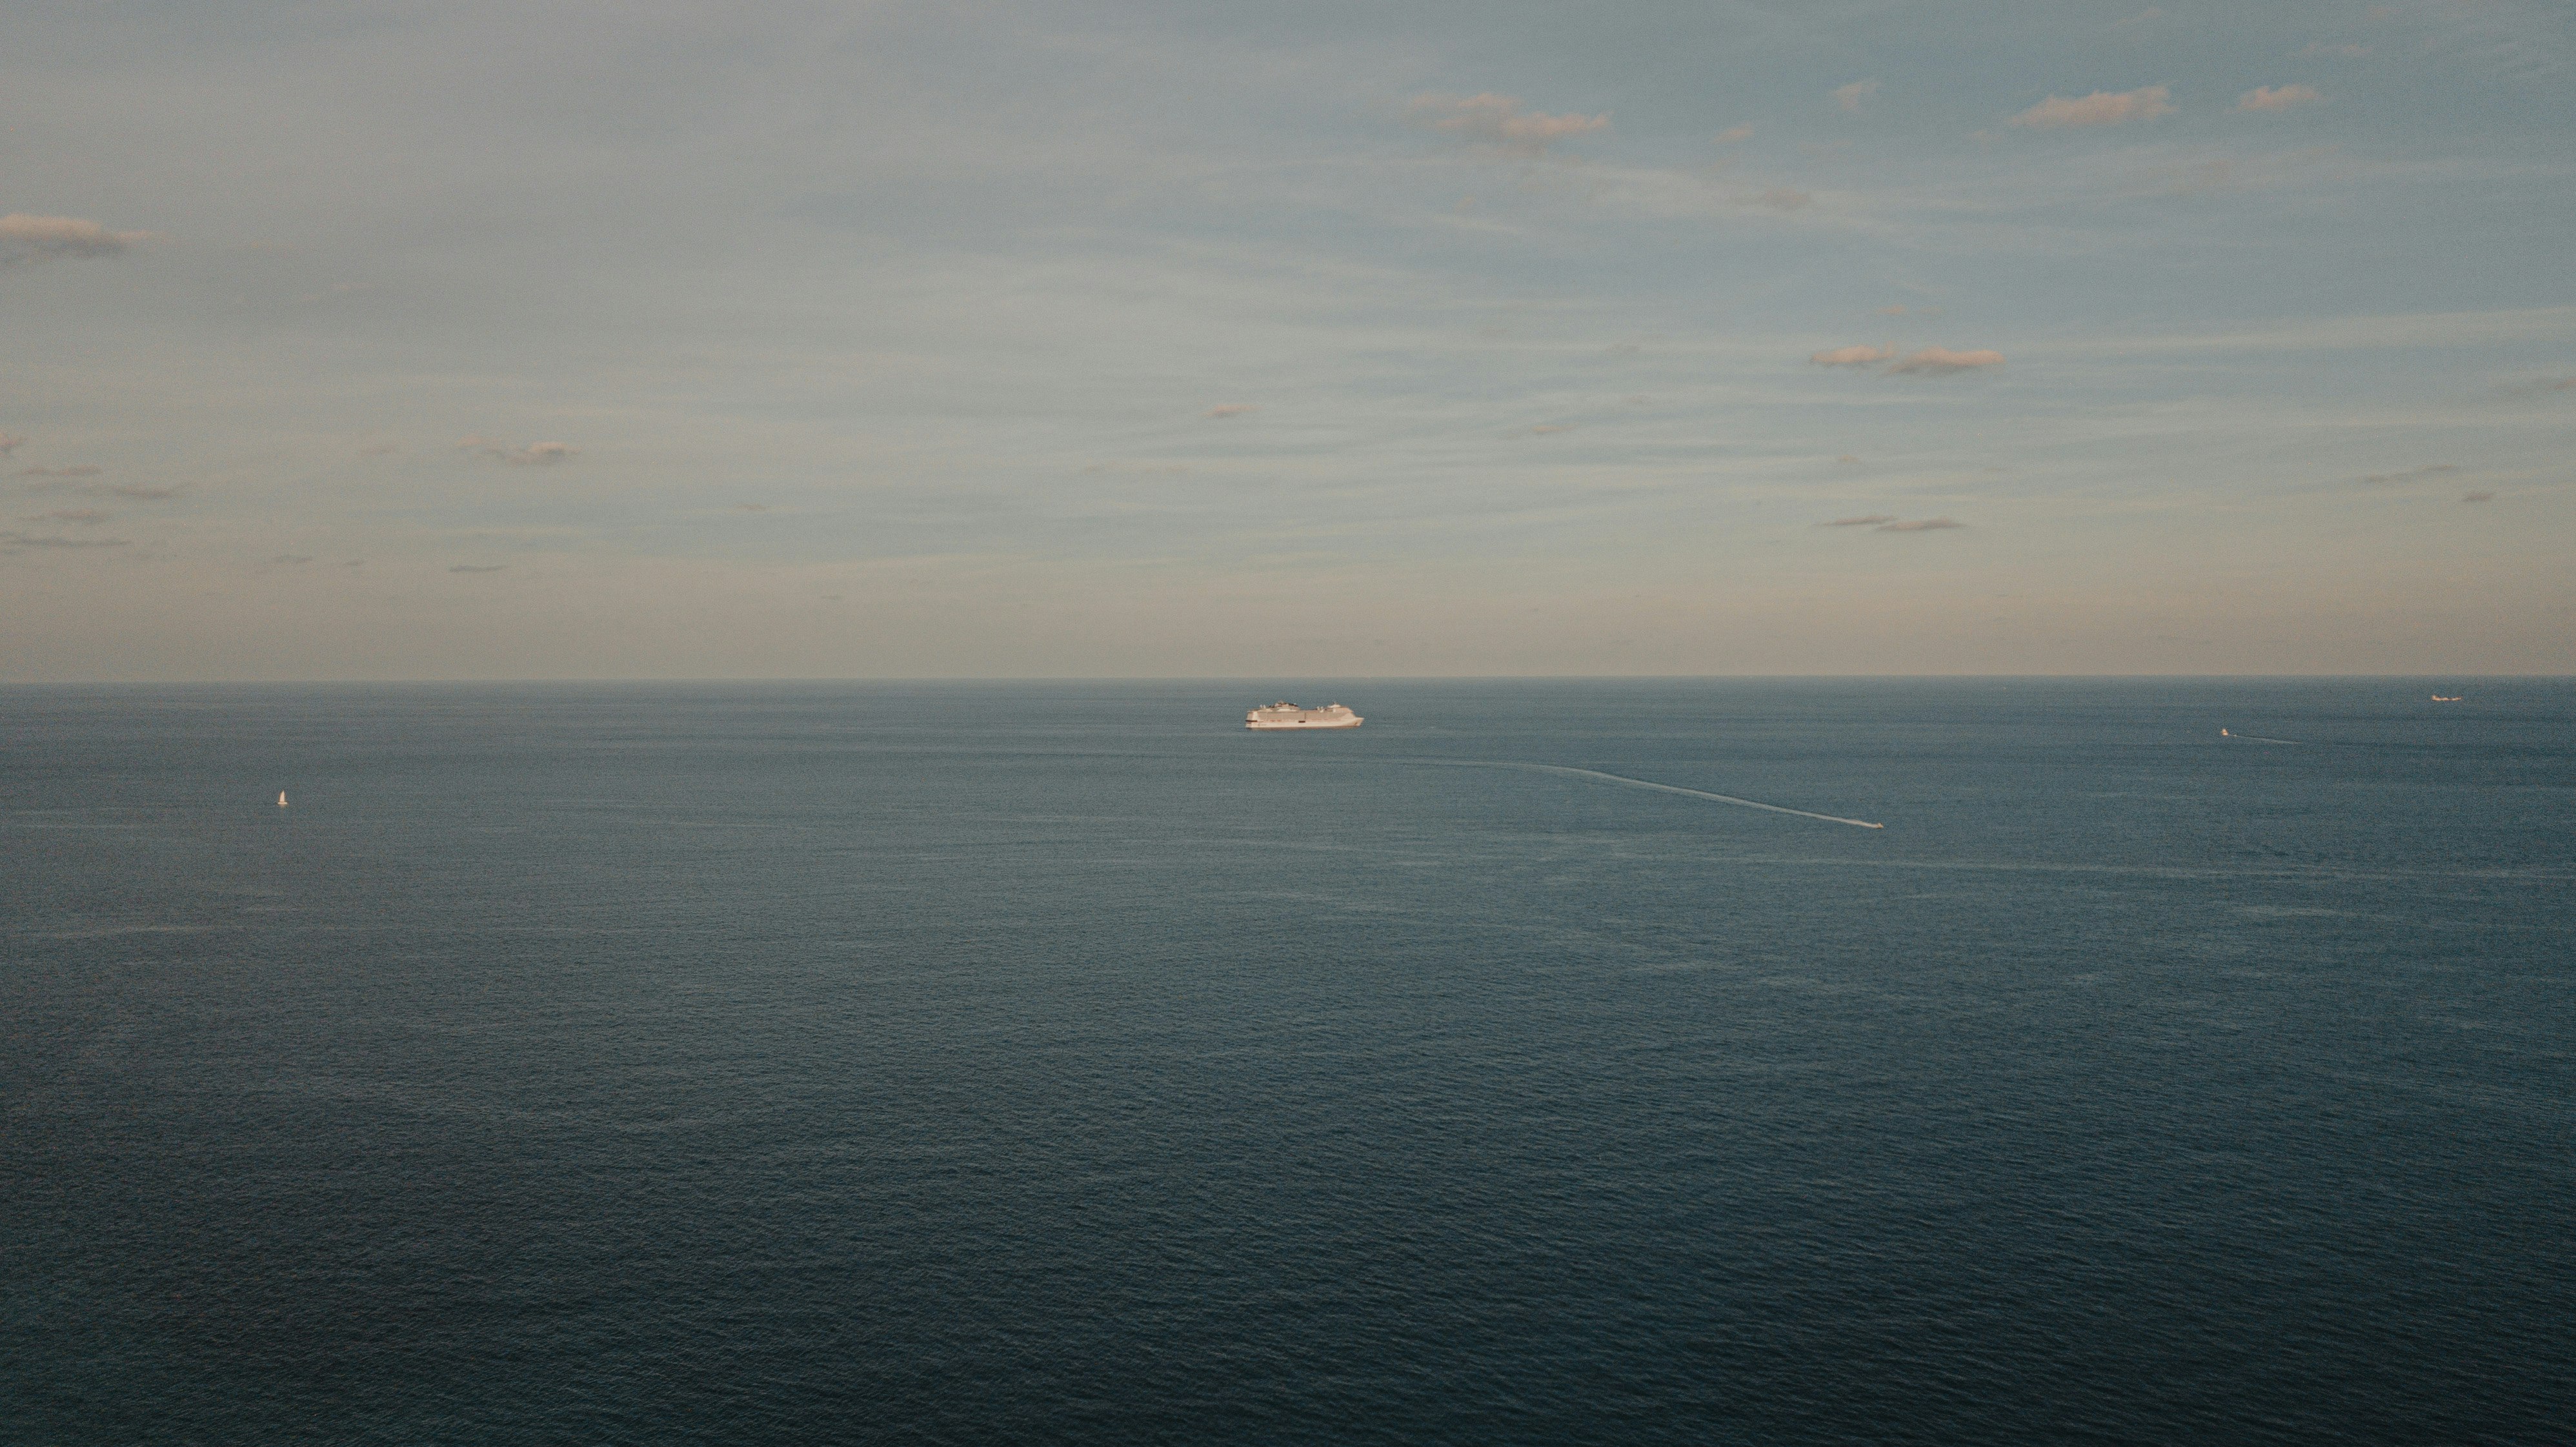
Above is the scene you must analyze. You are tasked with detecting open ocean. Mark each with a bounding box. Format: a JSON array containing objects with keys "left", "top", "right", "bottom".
[{"left": 5, "top": 679, "right": 2571, "bottom": 1444}]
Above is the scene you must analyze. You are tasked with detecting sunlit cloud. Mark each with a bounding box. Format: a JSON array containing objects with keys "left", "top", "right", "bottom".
[
  {"left": 458, "top": 436, "right": 576, "bottom": 465},
  {"left": 1833, "top": 79, "right": 1879, "bottom": 113},
  {"left": 2239, "top": 84, "right": 2322, "bottom": 112},
  {"left": 2010, "top": 86, "right": 2175, "bottom": 128},
  {"left": 1886, "top": 347, "right": 2006, "bottom": 375},
  {"left": 1202, "top": 404, "right": 1260, "bottom": 419},
  {"left": 1714, "top": 125, "right": 1754, "bottom": 144},
  {"left": 1809, "top": 344, "right": 1895, "bottom": 367},
  {"left": 1407, "top": 93, "right": 1610, "bottom": 155},
  {"left": 0, "top": 214, "right": 152, "bottom": 265}
]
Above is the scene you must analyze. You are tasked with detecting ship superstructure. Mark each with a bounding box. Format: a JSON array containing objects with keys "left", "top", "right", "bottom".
[{"left": 1245, "top": 701, "right": 1363, "bottom": 731}]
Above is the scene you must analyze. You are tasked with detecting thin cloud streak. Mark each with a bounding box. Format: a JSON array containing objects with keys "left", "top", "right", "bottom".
[{"left": 2010, "top": 86, "right": 2175, "bottom": 128}]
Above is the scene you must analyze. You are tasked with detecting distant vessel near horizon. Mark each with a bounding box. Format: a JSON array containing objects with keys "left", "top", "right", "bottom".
[
  {"left": 277, "top": 792, "right": 289, "bottom": 807},
  {"left": 1245, "top": 701, "right": 1363, "bottom": 731},
  {"left": 2432, "top": 695, "right": 2462, "bottom": 702}
]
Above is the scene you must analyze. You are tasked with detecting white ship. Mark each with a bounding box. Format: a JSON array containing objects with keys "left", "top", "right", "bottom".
[{"left": 1245, "top": 700, "right": 1363, "bottom": 731}]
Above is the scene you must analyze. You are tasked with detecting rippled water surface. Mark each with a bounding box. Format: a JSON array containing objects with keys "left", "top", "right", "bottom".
[{"left": 5, "top": 680, "right": 2571, "bottom": 1444}]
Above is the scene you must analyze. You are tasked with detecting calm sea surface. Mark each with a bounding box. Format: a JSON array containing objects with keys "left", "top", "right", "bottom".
[{"left": 5, "top": 680, "right": 2571, "bottom": 1444}]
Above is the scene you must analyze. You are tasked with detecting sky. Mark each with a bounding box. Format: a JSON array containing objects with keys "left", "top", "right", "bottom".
[{"left": 3, "top": 0, "right": 2570, "bottom": 680}]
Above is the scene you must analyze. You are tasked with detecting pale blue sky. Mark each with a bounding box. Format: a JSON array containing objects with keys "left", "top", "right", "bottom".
[{"left": 4, "top": 0, "right": 2570, "bottom": 678}]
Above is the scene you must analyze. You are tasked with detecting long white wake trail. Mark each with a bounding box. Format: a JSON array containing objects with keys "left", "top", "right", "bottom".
[
  {"left": 1436, "top": 760, "right": 1885, "bottom": 830},
  {"left": 2222, "top": 731, "right": 2302, "bottom": 745}
]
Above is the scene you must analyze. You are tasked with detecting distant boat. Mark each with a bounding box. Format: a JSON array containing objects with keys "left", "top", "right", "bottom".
[
  {"left": 2431, "top": 695, "right": 2462, "bottom": 702},
  {"left": 277, "top": 791, "right": 289, "bottom": 807},
  {"left": 2220, "top": 728, "right": 2229, "bottom": 736},
  {"left": 1245, "top": 701, "right": 1363, "bottom": 731}
]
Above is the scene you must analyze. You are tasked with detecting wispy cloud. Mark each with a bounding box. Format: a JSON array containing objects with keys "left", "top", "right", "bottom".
[
  {"left": 1809, "top": 344, "right": 1895, "bottom": 367},
  {"left": 2299, "top": 41, "right": 2370, "bottom": 58},
  {"left": 359, "top": 443, "right": 399, "bottom": 457},
  {"left": 0, "top": 432, "right": 23, "bottom": 456},
  {"left": 2362, "top": 463, "right": 2458, "bottom": 483},
  {"left": 2010, "top": 86, "right": 2176, "bottom": 128},
  {"left": 0, "top": 214, "right": 151, "bottom": 265},
  {"left": 2462, "top": 491, "right": 2495, "bottom": 503},
  {"left": 458, "top": 436, "right": 576, "bottom": 465},
  {"left": 1516, "top": 423, "right": 1574, "bottom": 436},
  {"left": 1747, "top": 187, "right": 1813, "bottom": 212},
  {"left": 732, "top": 503, "right": 769, "bottom": 512},
  {"left": 267, "top": 554, "right": 314, "bottom": 565},
  {"left": 1202, "top": 404, "right": 1260, "bottom": 419},
  {"left": 32, "top": 509, "right": 111, "bottom": 525},
  {"left": 1407, "top": 94, "right": 1610, "bottom": 156},
  {"left": 1714, "top": 124, "right": 1754, "bottom": 144},
  {"left": 2113, "top": 7, "right": 2167, "bottom": 28},
  {"left": 0, "top": 530, "right": 130, "bottom": 549},
  {"left": 2239, "top": 84, "right": 2323, "bottom": 112},
  {"left": 1886, "top": 347, "right": 2006, "bottom": 375},
  {"left": 448, "top": 563, "right": 508, "bottom": 573},
  {"left": 1833, "top": 79, "right": 1880, "bottom": 113},
  {"left": 18, "top": 465, "right": 103, "bottom": 478},
  {"left": 1877, "top": 517, "right": 1964, "bottom": 531},
  {"left": 1816, "top": 514, "right": 1895, "bottom": 527},
  {"left": 104, "top": 483, "right": 185, "bottom": 500}
]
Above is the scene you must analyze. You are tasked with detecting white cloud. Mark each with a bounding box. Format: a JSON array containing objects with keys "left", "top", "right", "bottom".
[
  {"left": 2010, "top": 86, "right": 2176, "bottom": 128},
  {"left": 1714, "top": 125, "right": 1754, "bottom": 144},
  {"left": 1886, "top": 347, "right": 2006, "bottom": 374},
  {"left": 1833, "top": 79, "right": 1880, "bottom": 113},
  {"left": 1407, "top": 94, "right": 1610, "bottom": 156},
  {"left": 458, "top": 436, "right": 577, "bottom": 465},
  {"left": 2239, "top": 84, "right": 2324, "bottom": 112},
  {"left": 1748, "top": 187, "right": 1813, "bottom": 212},
  {"left": 1202, "top": 404, "right": 1260, "bottom": 418},
  {"left": 1809, "top": 344, "right": 1895, "bottom": 367},
  {"left": 0, "top": 214, "right": 151, "bottom": 265}
]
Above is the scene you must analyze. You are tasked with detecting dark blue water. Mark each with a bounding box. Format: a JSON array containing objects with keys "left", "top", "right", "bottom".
[{"left": 5, "top": 680, "right": 2571, "bottom": 1444}]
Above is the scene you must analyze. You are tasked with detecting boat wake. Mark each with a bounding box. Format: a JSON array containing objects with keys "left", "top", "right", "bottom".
[
  {"left": 2219, "top": 729, "right": 2302, "bottom": 745},
  {"left": 1428, "top": 760, "right": 1885, "bottom": 830}
]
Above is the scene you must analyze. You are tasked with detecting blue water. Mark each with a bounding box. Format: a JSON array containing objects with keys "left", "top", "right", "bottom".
[{"left": 5, "top": 680, "right": 2571, "bottom": 1444}]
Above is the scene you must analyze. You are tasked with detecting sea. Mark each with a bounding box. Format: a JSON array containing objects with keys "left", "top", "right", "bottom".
[{"left": 4, "top": 679, "right": 2570, "bottom": 1444}]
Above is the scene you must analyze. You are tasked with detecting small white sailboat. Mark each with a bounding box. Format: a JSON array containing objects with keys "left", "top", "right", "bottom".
[
  {"left": 277, "top": 791, "right": 289, "bottom": 808},
  {"left": 2220, "top": 728, "right": 2230, "bottom": 736}
]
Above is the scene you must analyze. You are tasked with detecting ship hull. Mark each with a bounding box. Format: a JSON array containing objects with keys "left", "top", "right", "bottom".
[{"left": 1245, "top": 717, "right": 1363, "bottom": 730}]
